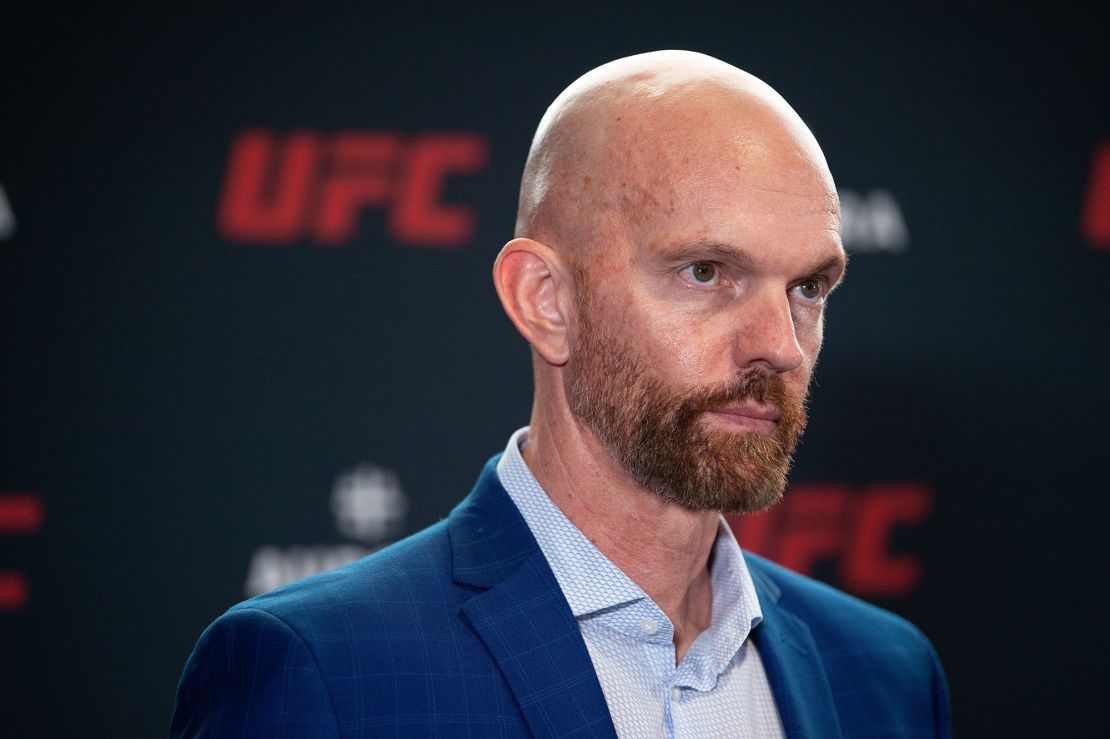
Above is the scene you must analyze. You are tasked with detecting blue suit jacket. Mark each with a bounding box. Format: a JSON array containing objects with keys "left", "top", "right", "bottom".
[{"left": 172, "top": 456, "right": 951, "bottom": 737}]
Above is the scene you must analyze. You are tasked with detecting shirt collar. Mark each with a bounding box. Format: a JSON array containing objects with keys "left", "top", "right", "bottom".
[
  {"left": 497, "top": 427, "right": 644, "bottom": 617},
  {"left": 681, "top": 514, "right": 764, "bottom": 690}
]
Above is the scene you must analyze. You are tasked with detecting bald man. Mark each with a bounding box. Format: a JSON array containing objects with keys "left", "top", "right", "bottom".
[{"left": 173, "top": 51, "right": 951, "bottom": 738}]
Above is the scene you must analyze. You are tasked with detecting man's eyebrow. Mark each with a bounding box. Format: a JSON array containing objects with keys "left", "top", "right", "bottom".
[
  {"left": 663, "top": 240, "right": 757, "bottom": 268},
  {"left": 812, "top": 251, "right": 849, "bottom": 287},
  {"left": 663, "top": 239, "right": 849, "bottom": 284}
]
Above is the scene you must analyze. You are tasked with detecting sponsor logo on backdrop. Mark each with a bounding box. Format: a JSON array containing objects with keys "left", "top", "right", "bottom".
[
  {"left": 218, "top": 129, "right": 489, "bottom": 248},
  {"left": 0, "top": 184, "right": 16, "bottom": 241},
  {"left": 726, "top": 482, "right": 932, "bottom": 599},
  {"left": 330, "top": 464, "right": 408, "bottom": 542},
  {"left": 1082, "top": 140, "right": 1110, "bottom": 250},
  {"left": 0, "top": 492, "right": 44, "bottom": 612},
  {"left": 838, "top": 188, "right": 908, "bottom": 253},
  {"left": 243, "top": 463, "right": 409, "bottom": 597}
]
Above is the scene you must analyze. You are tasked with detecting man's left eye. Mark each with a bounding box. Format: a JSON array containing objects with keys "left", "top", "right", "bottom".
[
  {"left": 794, "top": 279, "right": 825, "bottom": 301},
  {"left": 682, "top": 262, "right": 718, "bottom": 284}
]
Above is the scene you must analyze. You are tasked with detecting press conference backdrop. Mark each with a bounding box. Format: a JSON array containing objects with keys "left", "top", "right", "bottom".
[{"left": 2, "top": 4, "right": 1107, "bottom": 736}]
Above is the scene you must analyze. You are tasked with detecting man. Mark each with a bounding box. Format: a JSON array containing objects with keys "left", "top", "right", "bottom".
[{"left": 172, "top": 50, "right": 950, "bottom": 737}]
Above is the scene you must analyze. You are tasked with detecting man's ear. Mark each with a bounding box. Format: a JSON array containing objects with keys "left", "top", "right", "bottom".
[{"left": 493, "top": 238, "right": 573, "bottom": 366}]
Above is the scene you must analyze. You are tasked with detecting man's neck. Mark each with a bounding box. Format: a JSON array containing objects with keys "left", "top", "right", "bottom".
[{"left": 523, "top": 414, "right": 720, "bottom": 664}]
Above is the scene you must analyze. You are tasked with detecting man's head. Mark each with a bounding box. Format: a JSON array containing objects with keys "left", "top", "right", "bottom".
[{"left": 494, "top": 50, "right": 846, "bottom": 513}]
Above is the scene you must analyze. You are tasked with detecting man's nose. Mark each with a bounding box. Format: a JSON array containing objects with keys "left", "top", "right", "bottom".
[{"left": 731, "top": 288, "right": 805, "bottom": 373}]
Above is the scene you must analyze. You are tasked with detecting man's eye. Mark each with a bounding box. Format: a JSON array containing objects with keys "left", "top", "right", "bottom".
[
  {"left": 683, "top": 262, "right": 718, "bottom": 284},
  {"left": 795, "top": 279, "right": 824, "bottom": 301}
]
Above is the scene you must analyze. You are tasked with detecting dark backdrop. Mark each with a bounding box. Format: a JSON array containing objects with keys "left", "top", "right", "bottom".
[{"left": 2, "top": 3, "right": 1108, "bottom": 736}]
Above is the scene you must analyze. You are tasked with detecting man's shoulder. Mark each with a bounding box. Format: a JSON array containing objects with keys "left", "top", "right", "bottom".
[
  {"left": 743, "top": 552, "right": 950, "bottom": 735},
  {"left": 223, "top": 519, "right": 458, "bottom": 634},
  {"left": 743, "top": 550, "right": 934, "bottom": 652},
  {"left": 171, "top": 509, "right": 534, "bottom": 736}
]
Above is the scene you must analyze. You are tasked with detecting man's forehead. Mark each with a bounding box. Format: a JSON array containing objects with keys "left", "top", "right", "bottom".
[
  {"left": 619, "top": 174, "right": 841, "bottom": 244},
  {"left": 603, "top": 117, "right": 838, "bottom": 233}
]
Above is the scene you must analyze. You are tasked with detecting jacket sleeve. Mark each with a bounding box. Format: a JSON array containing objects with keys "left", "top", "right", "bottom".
[
  {"left": 170, "top": 607, "right": 340, "bottom": 738},
  {"left": 929, "top": 637, "right": 953, "bottom": 739}
]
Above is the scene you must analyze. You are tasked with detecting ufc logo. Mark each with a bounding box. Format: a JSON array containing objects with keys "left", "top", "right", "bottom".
[
  {"left": 217, "top": 129, "right": 489, "bottom": 247},
  {"left": 727, "top": 482, "right": 933, "bottom": 599}
]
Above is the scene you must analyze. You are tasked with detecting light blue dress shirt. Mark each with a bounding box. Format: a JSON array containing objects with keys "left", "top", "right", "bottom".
[{"left": 497, "top": 427, "right": 786, "bottom": 738}]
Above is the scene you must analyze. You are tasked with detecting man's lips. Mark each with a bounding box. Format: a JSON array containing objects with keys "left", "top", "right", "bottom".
[
  {"left": 705, "top": 402, "right": 781, "bottom": 433},
  {"left": 712, "top": 401, "right": 781, "bottom": 421}
]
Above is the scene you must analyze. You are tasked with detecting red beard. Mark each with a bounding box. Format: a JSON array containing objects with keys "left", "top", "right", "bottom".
[{"left": 566, "top": 285, "right": 807, "bottom": 514}]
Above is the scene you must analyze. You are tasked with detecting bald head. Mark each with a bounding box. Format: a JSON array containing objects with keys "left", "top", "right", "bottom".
[{"left": 514, "top": 50, "right": 838, "bottom": 264}]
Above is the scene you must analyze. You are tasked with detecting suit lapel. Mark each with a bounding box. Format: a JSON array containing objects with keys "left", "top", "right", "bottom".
[
  {"left": 449, "top": 458, "right": 617, "bottom": 739},
  {"left": 748, "top": 558, "right": 844, "bottom": 739},
  {"left": 461, "top": 551, "right": 617, "bottom": 738}
]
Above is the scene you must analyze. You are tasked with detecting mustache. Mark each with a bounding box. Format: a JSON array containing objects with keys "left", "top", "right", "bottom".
[{"left": 690, "top": 369, "right": 792, "bottom": 411}]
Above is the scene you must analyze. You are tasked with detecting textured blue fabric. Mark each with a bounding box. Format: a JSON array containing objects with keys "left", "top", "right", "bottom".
[{"left": 171, "top": 455, "right": 951, "bottom": 738}]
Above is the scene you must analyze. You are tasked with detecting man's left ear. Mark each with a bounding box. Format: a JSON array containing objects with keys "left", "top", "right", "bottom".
[{"left": 492, "top": 238, "right": 572, "bottom": 366}]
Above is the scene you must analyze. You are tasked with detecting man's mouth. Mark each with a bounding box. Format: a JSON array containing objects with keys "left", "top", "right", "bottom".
[{"left": 705, "top": 402, "right": 781, "bottom": 435}]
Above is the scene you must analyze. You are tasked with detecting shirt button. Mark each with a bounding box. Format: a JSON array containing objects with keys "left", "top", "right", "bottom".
[
  {"left": 671, "top": 687, "right": 682, "bottom": 702},
  {"left": 639, "top": 618, "right": 659, "bottom": 635}
]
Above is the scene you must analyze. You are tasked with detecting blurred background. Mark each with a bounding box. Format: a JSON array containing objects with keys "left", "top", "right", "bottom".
[{"left": 2, "top": 3, "right": 1108, "bottom": 736}]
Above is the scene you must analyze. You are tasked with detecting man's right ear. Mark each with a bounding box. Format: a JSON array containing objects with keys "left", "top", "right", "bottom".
[{"left": 492, "top": 238, "right": 572, "bottom": 366}]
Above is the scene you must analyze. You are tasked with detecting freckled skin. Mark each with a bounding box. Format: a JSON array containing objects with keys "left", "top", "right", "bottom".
[{"left": 498, "top": 51, "right": 846, "bottom": 664}]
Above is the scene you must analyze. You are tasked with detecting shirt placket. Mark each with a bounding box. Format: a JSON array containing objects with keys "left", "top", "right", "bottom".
[{"left": 620, "top": 601, "right": 690, "bottom": 739}]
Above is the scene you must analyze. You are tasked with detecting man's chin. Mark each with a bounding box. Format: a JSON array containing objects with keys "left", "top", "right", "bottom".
[
  {"left": 720, "top": 483, "right": 786, "bottom": 515},
  {"left": 658, "top": 479, "right": 785, "bottom": 515}
]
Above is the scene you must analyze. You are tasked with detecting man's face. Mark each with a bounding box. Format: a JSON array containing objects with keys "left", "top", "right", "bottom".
[{"left": 563, "top": 137, "right": 845, "bottom": 513}]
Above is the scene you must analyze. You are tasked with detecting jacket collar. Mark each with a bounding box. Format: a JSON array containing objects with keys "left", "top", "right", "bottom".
[{"left": 448, "top": 456, "right": 618, "bottom": 738}]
